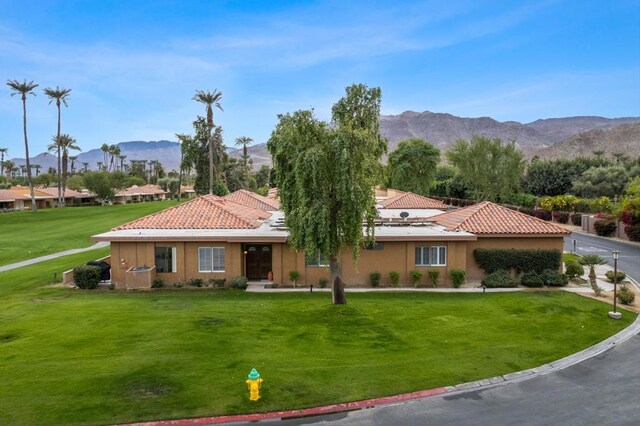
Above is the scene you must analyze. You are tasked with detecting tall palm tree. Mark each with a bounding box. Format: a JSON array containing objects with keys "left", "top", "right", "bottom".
[
  {"left": 192, "top": 89, "right": 223, "bottom": 195},
  {"left": 118, "top": 155, "right": 126, "bottom": 172},
  {"left": 108, "top": 144, "right": 120, "bottom": 171},
  {"left": 0, "top": 147, "right": 7, "bottom": 176},
  {"left": 235, "top": 136, "right": 253, "bottom": 186},
  {"left": 7, "top": 79, "right": 39, "bottom": 211},
  {"left": 82, "top": 162, "right": 89, "bottom": 173},
  {"left": 100, "top": 143, "right": 109, "bottom": 169},
  {"left": 43, "top": 86, "right": 71, "bottom": 206},
  {"left": 33, "top": 164, "right": 41, "bottom": 176},
  {"left": 579, "top": 254, "right": 607, "bottom": 295},
  {"left": 97, "top": 161, "right": 103, "bottom": 171}
]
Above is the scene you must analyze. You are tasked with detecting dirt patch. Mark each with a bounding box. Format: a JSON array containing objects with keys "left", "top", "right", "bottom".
[{"left": 574, "top": 286, "right": 639, "bottom": 314}]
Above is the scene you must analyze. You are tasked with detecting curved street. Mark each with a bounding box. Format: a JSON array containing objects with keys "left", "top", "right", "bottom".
[{"left": 235, "top": 232, "right": 640, "bottom": 426}]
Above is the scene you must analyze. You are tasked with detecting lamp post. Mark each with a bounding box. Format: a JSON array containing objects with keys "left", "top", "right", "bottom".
[{"left": 608, "top": 250, "right": 621, "bottom": 320}]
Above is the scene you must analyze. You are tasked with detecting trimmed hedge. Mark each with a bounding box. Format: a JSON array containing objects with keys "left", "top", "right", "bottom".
[
  {"left": 565, "top": 261, "right": 584, "bottom": 279},
  {"left": 541, "top": 269, "right": 569, "bottom": 287},
  {"left": 552, "top": 211, "right": 570, "bottom": 224},
  {"left": 520, "top": 271, "right": 544, "bottom": 288},
  {"left": 481, "top": 270, "right": 518, "bottom": 288},
  {"left": 474, "top": 249, "right": 562, "bottom": 275},
  {"left": 450, "top": 269, "right": 465, "bottom": 288},
  {"left": 73, "top": 265, "right": 101, "bottom": 289},
  {"left": 228, "top": 276, "right": 248, "bottom": 289},
  {"left": 605, "top": 270, "right": 626, "bottom": 283},
  {"left": 594, "top": 219, "right": 616, "bottom": 237},
  {"left": 624, "top": 224, "right": 640, "bottom": 242}
]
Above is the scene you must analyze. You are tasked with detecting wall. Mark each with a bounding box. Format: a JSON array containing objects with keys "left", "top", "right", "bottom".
[{"left": 465, "top": 236, "right": 565, "bottom": 281}]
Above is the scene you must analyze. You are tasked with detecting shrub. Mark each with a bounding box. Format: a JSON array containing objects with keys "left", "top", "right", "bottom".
[
  {"left": 370, "top": 272, "right": 381, "bottom": 287},
  {"left": 289, "top": 270, "right": 299, "bottom": 286},
  {"left": 481, "top": 270, "right": 518, "bottom": 288},
  {"left": 410, "top": 270, "right": 423, "bottom": 287},
  {"left": 450, "top": 269, "right": 465, "bottom": 288},
  {"left": 520, "top": 271, "right": 544, "bottom": 288},
  {"left": 594, "top": 219, "right": 616, "bottom": 237},
  {"left": 533, "top": 209, "right": 552, "bottom": 221},
  {"left": 571, "top": 213, "right": 583, "bottom": 226},
  {"left": 541, "top": 269, "right": 569, "bottom": 287},
  {"left": 188, "top": 278, "right": 204, "bottom": 288},
  {"left": 473, "top": 249, "right": 562, "bottom": 275},
  {"left": 228, "top": 276, "right": 249, "bottom": 289},
  {"left": 389, "top": 271, "right": 400, "bottom": 287},
  {"left": 624, "top": 224, "right": 640, "bottom": 242},
  {"left": 552, "top": 211, "right": 569, "bottom": 224},
  {"left": 73, "top": 265, "right": 102, "bottom": 289},
  {"left": 173, "top": 281, "right": 185, "bottom": 288},
  {"left": 209, "top": 278, "right": 226, "bottom": 288},
  {"left": 319, "top": 278, "right": 328, "bottom": 288},
  {"left": 152, "top": 278, "right": 165, "bottom": 288},
  {"left": 428, "top": 270, "right": 440, "bottom": 287},
  {"left": 605, "top": 270, "right": 626, "bottom": 283},
  {"left": 617, "top": 284, "right": 635, "bottom": 305},
  {"left": 565, "top": 261, "right": 584, "bottom": 279}
]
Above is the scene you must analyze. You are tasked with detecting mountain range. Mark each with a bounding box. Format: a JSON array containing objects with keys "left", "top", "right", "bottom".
[{"left": 10, "top": 112, "right": 640, "bottom": 171}]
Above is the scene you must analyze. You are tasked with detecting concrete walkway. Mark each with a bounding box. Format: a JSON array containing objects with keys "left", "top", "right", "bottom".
[{"left": 0, "top": 242, "right": 110, "bottom": 273}]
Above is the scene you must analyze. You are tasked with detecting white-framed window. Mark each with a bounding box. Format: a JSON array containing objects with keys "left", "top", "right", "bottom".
[
  {"left": 415, "top": 246, "right": 447, "bottom": 266},
  {"left": 198, "top": 247, "right": 225, "bottom": 272},
  {"left": 155, "top": 247, "right": 177, "bottom": 273},
  {"left": 305, "top": 250, "right": 329, "bottom": 267}
]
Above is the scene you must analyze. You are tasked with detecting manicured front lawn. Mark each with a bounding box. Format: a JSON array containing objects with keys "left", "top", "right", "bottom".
[
  {"left": 0, "top": 201, "right": 179, "bottom": 266},
  {"left": 0, "top": 253, "right": 635, "bottom": 425}
]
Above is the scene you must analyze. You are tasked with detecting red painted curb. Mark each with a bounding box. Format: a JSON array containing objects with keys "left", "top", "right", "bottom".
[{"left": 120, "top": 387, "right": 448, "bottom": 426}]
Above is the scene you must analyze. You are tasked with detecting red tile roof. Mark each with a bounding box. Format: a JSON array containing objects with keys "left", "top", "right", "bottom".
[
  {"left": 379, "top": 192, "right": 447, "bottom": 210},
  {"left": 224, "top": 189, "right": 280, "bottom": 211},
  {"left": 267, "top": 187, "right": 278, "bottom": 200},
  {"left": 116, "top": 185, "right": 167, "bottom": 196},
  {"left": 37, "top": 187, "right": 85, "bottom": 198},
  {"left": 428, "top": 201, "right": 570, "bottom": 235},
  {"left": 114, "top": 195, "right": 272, "bottom": 230},
  {"left": 8, "top": 187, "right": 55, "bottom": 199}
]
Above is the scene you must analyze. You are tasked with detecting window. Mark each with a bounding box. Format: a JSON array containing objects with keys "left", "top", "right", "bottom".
[
  {"left": 198, "top": 247, "right": 225, "bottom": 272},
  {"left": 415, "top": 246, "right": 447, "bottom": 266},
  {"left": 305, "top": 250, "right": 329, "bottom": 267},
  {"left": 155, "top": 247, "right": 177, "bottom": 273},
  {"left": 364, "top": 242, "right": 384, "bottom": 250}
]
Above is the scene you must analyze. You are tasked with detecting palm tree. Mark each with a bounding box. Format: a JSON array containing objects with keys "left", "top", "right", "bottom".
[
  {"left": 579, "top": 254, "right": 607, "bottom": 295},
  {"left": 82, "top": 162, "right": 89, "bottom": 172},
  {"left": 192, "top": 89, "right": 223, "bottom": 195},
  {"left": 592, "top": 150, "right": 605, "bottom": 159},
  {"left": 3, "top": 160, "right": 15, "bottom": 179},
  {"left": 108, "top": 144, "right": 120, "bottom": 171},
  {"left": 0, "top": 147, "right": 7, "bottom": 176},
  {"left": 43, "top": 86, "right": 71, "bottom": 206},
  {"left": 33, "top": 164, "right": 41, "bottom": 176},
  {"left": 100, "top": 143, "right": 109, "bottom": 168},
  {"left": 7, "top": 79, "right": 39, "bottom": 211},
  {"left": 118, "top": 155, "right": 126, "bottom": 172},
  {"left": 175, "top": 133, "right": 191, "bottom": 200},
  {"left": 235, "top": 136, "right": 253, "bottom": 186},
  {"left": 68, "top": 155, "right": 78, "bottom": 174},
  {"left": 49, "top": 134, "right": 80, "bottom": 205},
  {"left": 97, "top": 161, "right": 103, "bottom": 171}
]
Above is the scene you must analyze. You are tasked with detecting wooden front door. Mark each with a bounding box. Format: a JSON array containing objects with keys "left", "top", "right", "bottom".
[{"left": 245, "top": 244, "right": 272, "bottom": 280}]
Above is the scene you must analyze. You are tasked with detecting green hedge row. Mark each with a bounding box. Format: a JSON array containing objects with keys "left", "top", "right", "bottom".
[{"left": 474, "top": 249, "right": 562, "bottom": 274}]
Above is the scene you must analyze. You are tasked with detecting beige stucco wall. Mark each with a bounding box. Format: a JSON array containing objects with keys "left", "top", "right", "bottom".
[{"left": 465, "top": 236, "right": 565, "bottom": 281}]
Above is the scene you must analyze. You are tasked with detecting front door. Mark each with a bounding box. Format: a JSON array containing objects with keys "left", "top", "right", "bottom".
[{"left": 245, "top": 244, "right": 272, "bottom": 280}]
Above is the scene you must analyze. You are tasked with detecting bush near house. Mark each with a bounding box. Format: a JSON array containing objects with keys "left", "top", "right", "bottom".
[
  {"left": 450, "top": 269, "right": 466, "bottom": 288},
  {"left": 389, "top": 271, "right": 400, "bottom": 287},
  {"left": 541, "top": 269, "right": 569, "bottom": 287},
  {"left": 625, "top": 224, "right": 640, "bottom": 242},
  {"left": 152, "top": 278, "right": 165, "bottom": 288},
  {"left": 72, "top": 265, "right": 101, "bottom": 289},
  {"left": 552, "top": 211, "right": 570, "bottom": 224},
  {"left": 318, "top": 278, "right": 328, "bottom": 288},
  {"left": 520, "top": 271, "right": 544, "bottom": 288},
  {"left": 474, "top": 249, "right": 562, "bottom": 275},
  {"left": 565, "top": 261, "right": 584, "bottom": 279},
  {"left": 370, "top": 272, "right": 381, "bottom": 287},
  {"left": 481, "top": 269, "right": 519, "bottom": 288},
  {"left": 188, "top": 278, "right": 205, "bottom": 287},
  {"left": 605, "top": 270, "right": 626, "bottom": 283},
  {"left": 428, "top": 270, "right": 440, "bottom": 287},
  {"left": 410, "top": 270, "right": 423, "bottom": 287},
  {"left": 289, "top": 270, "right": 299, "bottom": 287},
  {"left": 594, "top": 219, "right": 617, "bottom": 237},
  {"left": 228, "top": 276, "right": 248, "bottom": 289},
  {"left": 617, "top": 284, "right": 636, "bottom": 305},
  {"left": 571, "top": 214, "right": 582, "bottom": 226}
]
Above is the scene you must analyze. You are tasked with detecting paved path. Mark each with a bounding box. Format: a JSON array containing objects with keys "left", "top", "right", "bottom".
[{"left": 0, "top": 242, "right": 110, "bottom": 272}]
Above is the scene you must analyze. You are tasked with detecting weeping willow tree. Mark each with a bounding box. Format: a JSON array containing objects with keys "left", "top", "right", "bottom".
[{"left": 267, "top": 84, "right": 387, "bottom": 304}]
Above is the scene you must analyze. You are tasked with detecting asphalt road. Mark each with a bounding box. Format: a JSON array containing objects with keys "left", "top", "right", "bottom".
[
  {"left": 231, "top": 232, "right": 640, "bottom": 426},
  {"left": 564, "top": 232, "right": 640, "bottom": 283}
]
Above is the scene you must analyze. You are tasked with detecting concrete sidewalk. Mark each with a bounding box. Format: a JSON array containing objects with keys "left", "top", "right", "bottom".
[{"left": 0, "top": 242, "right": 110, "bottom": 273}]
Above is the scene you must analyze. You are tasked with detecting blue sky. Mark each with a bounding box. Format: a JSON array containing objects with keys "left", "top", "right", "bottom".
[{"left": 1, "top": 0, "right": 639, "bottom": 157}]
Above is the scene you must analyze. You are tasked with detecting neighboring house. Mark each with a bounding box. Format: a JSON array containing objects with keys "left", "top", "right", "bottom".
[
  {"left": 37, "top": 187, "right": 97, "bottom": 206},
  {"left": 92, "top": 190, "right": 570, "bottom": 289},
  {"left": 113, "top": 185, "right": 168, "bottom": 204},
  {"left": 180, "top": 185, "right": 196, "bottom": 199},
  {"left": 4, "top": 187, "right": 56, "bottom": 210}
]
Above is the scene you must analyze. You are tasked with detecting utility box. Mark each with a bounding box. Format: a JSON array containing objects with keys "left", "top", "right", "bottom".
[{"left": 125, "top": 265, "right": 156, "bottom": 290}]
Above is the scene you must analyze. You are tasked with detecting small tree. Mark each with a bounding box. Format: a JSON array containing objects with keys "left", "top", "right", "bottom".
[{"left": 578, "top": 254, "right": 607, "bottom": 295}]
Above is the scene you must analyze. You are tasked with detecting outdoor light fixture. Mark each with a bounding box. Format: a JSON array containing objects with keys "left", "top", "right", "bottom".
[{"left": 608, "top": 250, "right": 621, "bottom": 320}]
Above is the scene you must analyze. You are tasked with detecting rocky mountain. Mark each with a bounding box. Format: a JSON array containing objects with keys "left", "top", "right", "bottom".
[
  {"left": 379, "top": 111, "right": 640, "bottom": 154},
  {"left": 535, "top": 122, "right": 640, "bottom": 159},
  {"left": 10, "top": 113, "right": 639, "bottom": 171}
]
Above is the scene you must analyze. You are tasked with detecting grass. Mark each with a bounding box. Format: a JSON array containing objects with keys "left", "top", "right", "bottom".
[
  {"left": 0, "top": 251, "right": 635, "bottom": 425},
  {"left": 563, "top": 253, "right": 581, "bottom": 264},
  {"left": 0, "top": 201, "right": 179, "bottom": 266}
]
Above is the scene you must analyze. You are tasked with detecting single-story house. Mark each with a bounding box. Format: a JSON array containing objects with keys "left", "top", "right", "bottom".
[
  {"left": 37, "top": 187, "right": 97, "bottom": 206},
  {"left": 92, "top": 190, "right": 570, "bottom": 289},
  {"left": 113, "top": 185, "right": 168, "bottom": 204},
  {"left": 2, "top": 187, "right": 56, "bottom": 210}
]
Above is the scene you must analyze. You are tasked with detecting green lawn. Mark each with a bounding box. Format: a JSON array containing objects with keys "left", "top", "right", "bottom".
[
  {"left": 563, "top": 253, "right": 581, "bottom": 264},
  {"left": 0, "top": 201, "right": 179, "bottom": 266},
  {"left": 0, "top": 251, "right": 635, "bottom": 425}
]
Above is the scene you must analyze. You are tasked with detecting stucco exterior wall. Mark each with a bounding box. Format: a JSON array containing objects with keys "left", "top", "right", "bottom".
[{"left": 465, "top": 236, "right": 565, "bottom": 281}]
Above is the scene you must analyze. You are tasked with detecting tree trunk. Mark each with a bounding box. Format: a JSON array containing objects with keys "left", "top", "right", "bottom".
[
  {"left": 589, "top": 266, "right": 598, "bottom": 293},
  {"left": 62, "top": 153, "right": 68, "bottom": 206},
  {"left": 178, "top": 147, "right": 184, "bottom": 200},
  {"left": 22, "top": 97, "right": 37, "bottom": 212},
  {"left": 330, "top": 256, "right": 346, "bottom": 304},
  {"left": 56, "top": 101, "right": 62, "bottom": 207}
]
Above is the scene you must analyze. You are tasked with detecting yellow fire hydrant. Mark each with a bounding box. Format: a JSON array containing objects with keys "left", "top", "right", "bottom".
[{"left": 246, "top": 368, "right": 263, "bottom": 401}]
